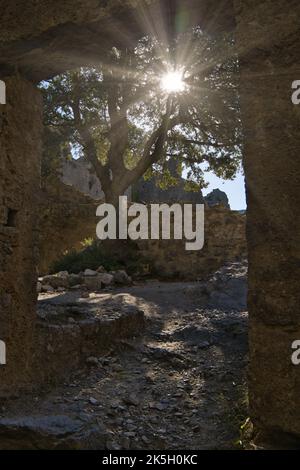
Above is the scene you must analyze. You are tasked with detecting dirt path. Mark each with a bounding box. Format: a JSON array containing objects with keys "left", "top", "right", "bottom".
[{"left": 0, "top": 277, "right": 248, "bottom": 450}]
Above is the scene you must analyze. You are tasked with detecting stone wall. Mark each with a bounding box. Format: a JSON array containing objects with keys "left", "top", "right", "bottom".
[
  {"left": 0, "top": 76, "right": 42, "bottom": 394},
  {"left": 0, "top": 1, "right": 234, "bottom": 81},
  {"left": 38, "top": 178, "right": 99, "bottom": 274},
  {"left": 61, "top": 157, "right": 104, "bottom": 201},
  {"left": 37, "top": 187, "right": 246, "bottom": 279},
  {"left": 234, "top": 0, "right": 300, "bottom": 442},
  {"left": 134, "top": 206, "right": 246, "bottom": 280}
]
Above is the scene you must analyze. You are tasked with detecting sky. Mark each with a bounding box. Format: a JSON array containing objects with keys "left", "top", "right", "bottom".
[
  {"left": 182, "top": 163, "right": 247, "bottom": 211},
  {"left": 202, "top": 168, "right": 247, "bottom": 211},
  {"left": 201, "top": 169, "right": 246, "bottom": 211}
]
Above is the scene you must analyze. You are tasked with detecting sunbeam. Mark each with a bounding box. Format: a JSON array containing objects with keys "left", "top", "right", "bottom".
[{"left": 160, "top": 70, "right": 186, "bottom": 93}]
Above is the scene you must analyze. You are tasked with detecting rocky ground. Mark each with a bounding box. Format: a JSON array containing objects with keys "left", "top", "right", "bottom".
[{"left": 0, "top": 261, "right": 248, "bottom": 450}]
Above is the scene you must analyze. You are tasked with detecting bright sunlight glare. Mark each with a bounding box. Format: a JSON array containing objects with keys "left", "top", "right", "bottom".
[{"left": 160, "top": 70, "right": 185, "bottom": 94}]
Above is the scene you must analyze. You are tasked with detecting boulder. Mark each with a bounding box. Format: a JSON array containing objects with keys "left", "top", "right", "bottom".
[
  {"left": 84, "top": 269, "right": 98, "bottom": 277},
  {"left": 113, "top": 270, "right": 132, "bottom": 286},
  {"left": 68, "top": 273, "right": 83, "bottom": 287},
  {"left": 84, "top": 275, "right": 102, "bottom": 291},
  {"left": 57, "top": 271, "right": 69, "bottom": 279},
  {"left": 0, "top": 415, "right": 107, "bottom": 450},
  {"left": 42, "top": 274, "right": 69, "bottom": 289},
  {"left": 97, "top": 266, "right": 106, "bottom": 273},
  {"left": 97, "top": 273, "right": 114, "bottom": 286},
  {"left": 41, "top": 284, "right": 55, "bottom": 293}
]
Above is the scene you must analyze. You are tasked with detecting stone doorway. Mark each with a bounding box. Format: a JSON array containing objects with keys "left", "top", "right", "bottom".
[{"left": 0, "top": 0, "right": 299, "bottom": 447}]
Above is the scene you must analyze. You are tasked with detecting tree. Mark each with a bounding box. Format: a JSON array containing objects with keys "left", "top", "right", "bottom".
[{"left": 40, "top": 29, "right": 242, "bottom": 205}]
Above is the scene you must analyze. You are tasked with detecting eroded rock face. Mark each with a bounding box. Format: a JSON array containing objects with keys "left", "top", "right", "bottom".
[
  {"left": 37, "top": 178, "right": 98, "bottom": 274},
  {"left": 34, "top": 292, "right": 145, "bottom": 386},
  {"left": 197, "top": 259, "right": 247, "bottom": 311},
  {"left": 0, "top": 76, "right": 42, "bottom": 394},
  {"left": 135, "top": 206, "right": 246, "bottom": 280},
  {"left": 234, "top": 0, "right": 300, "bottom": 442},
  {"left": 0, "top": 0, "right": 235, "bottom": 81},
  {"left": 61, "top": 157, "right": 104, "bottom": 201},
  {"left": 0, "top": 415, "right": 107, "bottom": 449}
]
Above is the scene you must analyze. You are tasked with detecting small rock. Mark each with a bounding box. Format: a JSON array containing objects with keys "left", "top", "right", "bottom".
[
  {"left": 97, "top": 273, "right": 114, "bottom": 286},
  {"left": 113, "top": 270, "right": 132, "bottom": 286},
  {"left": 84, "top": 269, "right": 98, "bottom": 277},
  {"left": 42, "top": 284, "right": 54, "bottom": 293},
  {"left": 155, "top": 402, "right": 167, "bottom": 411},
  {"left": 97, "top": 266, "right": 106, "bottom": 273},
  {"left": 57, "top": 271, "right": 69, "bottom": 279},
  {"left": 106, "top": 440, "right": 122, "bottom": 450},
  {"left": 89, "top": 397, "right": 98, "bottom": 405},
  {"left": 81, "top": 291, "right": 90, "bottom": 299},
  {"left": 123, "top": 394, "right": 139, "bottom": 406},
  {"left": 86, "top": 357, "right": 98, "bottom": 366},
  {"left": 141, "top": 435, "right": 150, "bottom": 444},
  {"left": 84, "top": 276, "right": 102, "bottom": 291},
  {"left": 68, "top": 274, "right": 83, "bottom": 287},
  {"left": 120, "top": 437, "right": 130, "bottom": 449},
  {"left": 198, "top": 341, "right": 210, "bottom": 349},
  {"left": 42, "top": 274, "right": 69, "bottom": 289}
]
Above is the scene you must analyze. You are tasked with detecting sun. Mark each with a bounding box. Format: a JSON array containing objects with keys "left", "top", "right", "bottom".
[{"left": 160, "top": 70, "right": 185, "bottom": 94}]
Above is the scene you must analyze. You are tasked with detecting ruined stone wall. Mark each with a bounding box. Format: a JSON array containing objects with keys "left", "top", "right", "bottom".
[
  {"left": 60, "top": 157, "right": 104, "bottom": 201},
  {"left": 0, "top": 76, "right": 42, "bottom": 394},
  {"left": 38, "top": 189, "right": 246, "bottom": 280},
  {"left": 234, "top": 0, "right": 300, "bottom": 441},
  {"left": 38, "top": 178, "right": 99, "bottom": 274},
  {"left": 135, "top": 206, "right": 246, "bottom": 280}
]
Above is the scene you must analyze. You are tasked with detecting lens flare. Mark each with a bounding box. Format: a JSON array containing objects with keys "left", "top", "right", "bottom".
[{"left": 160, "top": 70, "right": 185, "bottom": 93}]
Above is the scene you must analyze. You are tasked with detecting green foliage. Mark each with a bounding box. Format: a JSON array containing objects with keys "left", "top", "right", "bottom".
[
  {"left": 50, "top": 240, "right": 148, "bottom": 276},
  {"left": 50, "top": 244, "right": 123, "bottom": 274}
]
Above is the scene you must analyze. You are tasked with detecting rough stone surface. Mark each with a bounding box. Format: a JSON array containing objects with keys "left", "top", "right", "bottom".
[
  {"left": 0, "top": 415, "right": 106, "bottom": 449},
  {"left": 113, "top": 270, "right": 133, "bottom": 286},
  {"left": 61, "top": 157, "right": 104, "bottom": 200},
  {"left": 0, "top": 272, "right": 248, "bottom": 450},
  {"left": 97, "top": 273, "right": 114, "bottom": 286},
  {"left": 234, "top": 0, "right": 300, "bottom": 441},
  {"left": 38, "top": 195, "right": 246, "bottom": 278},
  {"left": 135, "top": 206, "right": 246, "bottom": 280},
  {"left": 0, "top": 1, "right": 234, "bottom": 81},
  {"left": 189, "top": 259, "right": 247, "bottom": 311},
  {"left": 38, "top": 178, "right": 98, "bottom": 274},
  {"left": 83, "top": 275, "right": 103, "bottom": 291},
  {"left": 0, "top": 76, "right": 42, "bottom": 394},
  {"left": 34, "top": 292, "right": 145, "bottom": 385}
]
